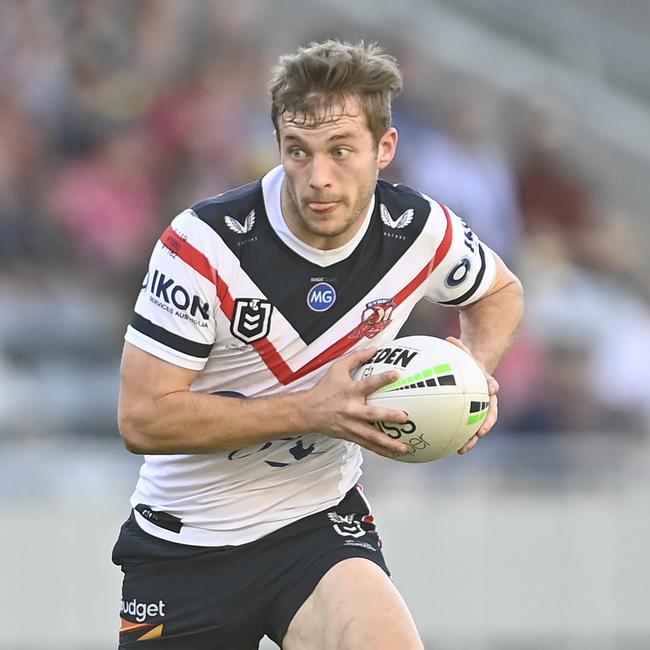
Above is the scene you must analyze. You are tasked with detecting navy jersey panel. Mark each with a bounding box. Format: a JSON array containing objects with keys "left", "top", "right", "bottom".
[{"left": 191, "top": 179, "right": 431, "bottom": 344}]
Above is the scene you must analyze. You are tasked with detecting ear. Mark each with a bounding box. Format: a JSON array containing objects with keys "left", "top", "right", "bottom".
[{"left": 377, "top": 127, "right": 398, "bottom": 170}]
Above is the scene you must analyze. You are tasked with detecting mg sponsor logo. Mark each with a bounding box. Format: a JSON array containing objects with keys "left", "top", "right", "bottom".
[
  {"left": 307, "top": 282, "right": 336, "bottom": 312},
  {"left": 147, "top": 269, "right": 210, "bottom": 321}
]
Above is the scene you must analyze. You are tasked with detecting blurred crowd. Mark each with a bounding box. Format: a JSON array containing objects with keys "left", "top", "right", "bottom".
[{"left": 1, "top": 0, "right": 650, "bottom": 449}]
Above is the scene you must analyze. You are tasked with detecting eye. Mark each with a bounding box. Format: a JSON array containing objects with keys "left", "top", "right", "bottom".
[
  {"left": 289, "top": 147, "right": 307, "bottom": 160},
  {"left": 333, "top": 147, "right": 351, "bottom": 159}
]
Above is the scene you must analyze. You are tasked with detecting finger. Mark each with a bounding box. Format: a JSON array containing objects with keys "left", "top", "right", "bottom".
[
  {"left": 357, "top": 369, "right": 400, "bottom": 396},
  {"left": 359, "top": 405, "right": 409, "bottom": 424},
  {"left": 460, "top": 395, "right": 498, "bottom": 454},
  {"left": 355, "top": 437, "right": 407, "bottom": 459},
  {"left": 457, "top": 434, "right": 479, "bottom": 455},
  {"left": 334, "top": 347, "right": 378, "bottom": 374},
  {"left": 476, "top": 395, "right": 498, "bottom": 437},
  {"left": 446, "top": 336, "right": 484, "bottom": 373},
  {"left": 445, "top": 336, "right": 470, "bottom": 355},
  {"left": 347, "top": 420, "right": 409, "bottom": 456},
  {"left": 446, "top": 336, "right": 499, "bottom": 395},
  {"left": 350, "top": 434, "right": 409, "bottom": 459}
]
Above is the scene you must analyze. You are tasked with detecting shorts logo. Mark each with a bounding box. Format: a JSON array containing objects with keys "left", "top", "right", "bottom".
[
  {"left": 351, "top": 298, "right": 395, "bottom": 339},
  {"left": 120, "top": 619, "right": 164, "bottom": 639},
  {"left": 225, "top": 210, "right": 256, "bottom": 234},
  {"left": 120, "top": 598, "right": 166, "bottom": 623},
  {"left": 380, "top": 203, "right": 414, "bottom": 229},
  {"left": 307, "top": 282, "right": 336, "bottom": 312},
  {"left": 328, "top": 512, "right": 366, "bottom": 538},
  {"left": 230, "top": 298, "right": 273, "bottom": 344}
]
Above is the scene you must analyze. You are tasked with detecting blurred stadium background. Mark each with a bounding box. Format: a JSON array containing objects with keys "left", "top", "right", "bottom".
[{"left": 2, "top": 1, "right": 650, "bottom": 648}]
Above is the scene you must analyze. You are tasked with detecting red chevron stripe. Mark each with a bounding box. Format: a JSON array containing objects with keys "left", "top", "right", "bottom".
[
  {"left": 160, "top": 227, "right": 292, "bottom": 381},
  {"left": 433, "top": 203, "right": 453, "bottom": 268}
]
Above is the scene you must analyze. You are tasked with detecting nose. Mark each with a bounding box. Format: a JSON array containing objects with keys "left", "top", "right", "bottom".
[{"left": 308, "top": 154, "right": 333, "bottom": 190}]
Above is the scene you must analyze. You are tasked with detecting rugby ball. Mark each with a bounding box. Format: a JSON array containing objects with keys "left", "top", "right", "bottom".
[{"left": 355, "top": 335, "right": 489, "bottom": 462}]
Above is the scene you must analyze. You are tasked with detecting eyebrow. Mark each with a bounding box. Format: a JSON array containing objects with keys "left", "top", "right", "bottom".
[{"left": 283, "top": 132, "right": 356, "bottom": 144}]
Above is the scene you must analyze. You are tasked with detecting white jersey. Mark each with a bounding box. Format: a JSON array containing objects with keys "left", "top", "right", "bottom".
[{"left": 125, "top": 165, "right": 496, "bottom": 546}]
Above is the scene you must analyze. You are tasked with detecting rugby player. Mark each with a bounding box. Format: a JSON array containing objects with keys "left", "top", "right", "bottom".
[{"left": 113, "top": 39, "right": 524, "bottom": 649}]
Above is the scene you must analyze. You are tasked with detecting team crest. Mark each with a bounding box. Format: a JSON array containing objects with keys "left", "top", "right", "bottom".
[
  {"left": 230, "top": 298, "right": 273, "bottom": 344},
  {"left": 380, "top": 204, "right": 414, "bottom": 229},
  {"left": 225, "top": 210, "right": 256, "bottom": 235},
  {"left": 351, "top": 298, "right": 396, "bottom": 339}
]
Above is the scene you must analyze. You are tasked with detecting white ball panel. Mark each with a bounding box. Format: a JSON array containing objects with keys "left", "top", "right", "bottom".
[{"left": 355, "top": 335, "right": 490, "bottom": 462}]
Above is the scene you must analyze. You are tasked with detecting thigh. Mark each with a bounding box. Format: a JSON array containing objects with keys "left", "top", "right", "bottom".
[
  {"left": 263, "top": 485, "right": 391, "bottom": 645},
  {"left": 282, "top": 558, "right": 423, "bottom": 650}
]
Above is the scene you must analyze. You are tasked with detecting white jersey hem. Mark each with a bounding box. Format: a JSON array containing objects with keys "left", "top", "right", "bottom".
[{"left": 131, "top": 474, "right": 361, "bottom": 547}]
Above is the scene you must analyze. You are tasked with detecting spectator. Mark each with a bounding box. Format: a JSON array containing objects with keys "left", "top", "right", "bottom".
[{"left": 48, "top": 124, "right": 160, "bottom": 276}]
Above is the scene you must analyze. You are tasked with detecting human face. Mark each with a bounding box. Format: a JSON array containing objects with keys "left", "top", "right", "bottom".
[{"left": 278, "top": 96, "right": 397, "bottom": 250}]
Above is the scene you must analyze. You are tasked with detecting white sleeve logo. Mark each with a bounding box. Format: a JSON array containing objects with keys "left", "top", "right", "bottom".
[
  {"left": 225, "top": 210, "right": 256, "bottom": 234},
  {"left": 380, "top": 204, "right": 414, "bottom": 229}
]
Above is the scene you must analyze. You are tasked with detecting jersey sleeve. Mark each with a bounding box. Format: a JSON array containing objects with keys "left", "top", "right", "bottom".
[
  {"left": 422, "top": 198, "right": 497, "bottom": 307},
  {"left": 125, "top": 209, "right": 218, "bottom": 370}
]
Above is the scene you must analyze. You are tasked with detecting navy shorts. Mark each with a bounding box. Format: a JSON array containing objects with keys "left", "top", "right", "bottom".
[{"left": 112, "top": 486, "right": 389, "bottom": 649}]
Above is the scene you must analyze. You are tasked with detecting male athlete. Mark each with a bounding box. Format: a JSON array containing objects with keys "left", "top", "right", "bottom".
[{"left": 113, "top": 40, "right": 524, "bottom": 649}]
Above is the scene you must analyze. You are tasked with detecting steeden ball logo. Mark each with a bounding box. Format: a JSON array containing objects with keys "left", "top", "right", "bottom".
[{"left": 307, "top": 282, "right": 336, "bottom": 312}]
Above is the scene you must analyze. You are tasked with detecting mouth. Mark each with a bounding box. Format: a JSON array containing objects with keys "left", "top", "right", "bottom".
[{"left": 306, "top": 201, "right": 339, "bottom": 214}]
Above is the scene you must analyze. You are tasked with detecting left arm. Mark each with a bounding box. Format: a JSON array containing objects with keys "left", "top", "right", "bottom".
[
  {"left": 452, "top": 252, "right": 524, "bottom": 453},
  {"left": 458, "top": 252, "right": 524, "bottom": 374}
]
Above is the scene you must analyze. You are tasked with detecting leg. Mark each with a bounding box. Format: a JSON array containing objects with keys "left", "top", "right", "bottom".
[{"left": 282, "top": 558, "right": 423, "bottom": 650}]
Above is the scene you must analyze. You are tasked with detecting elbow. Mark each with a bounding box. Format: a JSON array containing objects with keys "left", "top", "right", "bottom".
[
  {"left": 499, "top": 272, "right": 525, "bottom": 315},
  {"left": 119, "top": 419, "right": 150, "bottom": 455},
  {"left": 502, "top": 269, "right": 525, "bottom": 300},
  {"left": 512, "top": 276, "right": 525, "bottom": 318},
  {"left": 118, "top": 405, "right": 158, "bottom": 454}
]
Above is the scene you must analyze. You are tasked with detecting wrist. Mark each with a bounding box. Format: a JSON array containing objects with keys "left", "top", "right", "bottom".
[{"left": 284, "top": 388, "right": 317, "bottom": 434}]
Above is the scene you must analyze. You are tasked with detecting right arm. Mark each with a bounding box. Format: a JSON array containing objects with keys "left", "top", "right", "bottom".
[{"left": 118, "top": 342, "right": 410, "bottom": 458}]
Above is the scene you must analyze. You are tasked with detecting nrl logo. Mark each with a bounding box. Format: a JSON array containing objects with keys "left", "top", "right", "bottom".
[
  {"left": 230, "top": 297, "right": 273, "bottom": 344},
  {"left": 225, "top": 210, "right": 256, "bottom": 235},
  {"left": 380, "top": 204, "right": 414, "bottom": 229}
]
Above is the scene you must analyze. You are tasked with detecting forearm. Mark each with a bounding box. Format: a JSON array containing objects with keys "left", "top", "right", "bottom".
[
  {"left": 118, "top": 342, "right": 411, "bottom": 458},
  {"left": 458, "top": 278, "right": 524, "bottom": 374},
  {"left": 119, "top": 389, "right": 310, "bottom": 455}
]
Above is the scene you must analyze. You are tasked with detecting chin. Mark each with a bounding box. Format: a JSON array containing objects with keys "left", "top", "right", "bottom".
[{"left": 314, "top": 225, "right": 351, "bottom": 240}]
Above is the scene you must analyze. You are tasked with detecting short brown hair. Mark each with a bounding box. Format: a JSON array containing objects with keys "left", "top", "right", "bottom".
[{"left": 269, "top": 39, "right": 403, "bottom": 143}]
